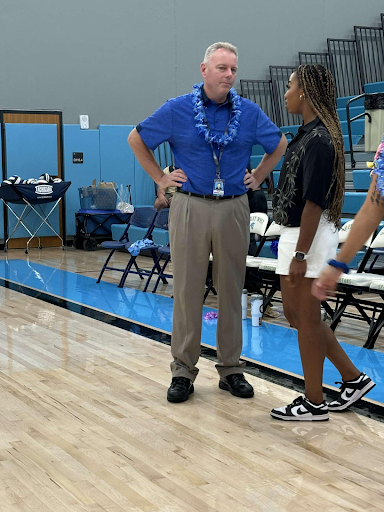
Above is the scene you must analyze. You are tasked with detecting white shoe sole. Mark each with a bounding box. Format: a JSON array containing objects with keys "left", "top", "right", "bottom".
[
  {"left": 329, "top": 380, "right": 376, "bottom": 412},
  {"left": 270, "top": 411, "right": 329, "bottom": 421}
]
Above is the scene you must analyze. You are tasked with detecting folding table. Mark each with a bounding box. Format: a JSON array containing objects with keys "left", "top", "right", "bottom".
[{"left": 0, "top": 181, "right": 71, "bottom": 253}]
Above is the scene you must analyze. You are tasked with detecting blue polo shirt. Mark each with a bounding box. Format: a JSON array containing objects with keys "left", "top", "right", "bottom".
[{"left": 136, "top": 86, "right": 282, "bottom": 196}]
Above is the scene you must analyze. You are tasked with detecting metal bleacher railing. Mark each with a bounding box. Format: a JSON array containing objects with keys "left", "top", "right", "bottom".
[
  {"left": 327, "top": 38, "right": 363, "bottom": 97},
  {"left": 269, "top": 65, "right": 301, "bottom": 127},
  {"left": 354, "top": 25, "right": 384, "bottom": 86},
  {"left": 299, "top": 52, "right": 330, "bottom": 68},
  {"left": 240, "top": 11, "right": 384, "bottom": 164},
  {"left": 239, "top": 80, "right": 277, "bottom": 125}
]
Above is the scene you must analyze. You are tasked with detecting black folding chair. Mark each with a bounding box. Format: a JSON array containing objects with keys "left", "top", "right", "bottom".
[
  {"left": 118, "top": 208, "right": 170, "bottom": 288},
  {"left": 96, "top": 207, "right": 158, "bottom": 285},
  {"left": 143, "top": 209, "right": 172, "bottom": 293}
]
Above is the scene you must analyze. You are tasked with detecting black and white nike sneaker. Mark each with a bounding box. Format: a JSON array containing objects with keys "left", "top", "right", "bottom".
[
  {"left": 271, "top": 396, "right": 329, "bottom": 421},
  {"left": 328, "top": 373, "right": 376, "bottom": 412}
]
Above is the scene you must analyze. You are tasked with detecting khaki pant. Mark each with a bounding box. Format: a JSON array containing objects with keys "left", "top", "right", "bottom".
[{"left": 169, "top": 192, "right": 249, "bottom": 381}]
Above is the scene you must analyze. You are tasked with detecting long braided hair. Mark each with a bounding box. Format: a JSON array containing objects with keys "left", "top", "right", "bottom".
[{"left": 296, "top": 64, "right": 345, "bottom": 227}]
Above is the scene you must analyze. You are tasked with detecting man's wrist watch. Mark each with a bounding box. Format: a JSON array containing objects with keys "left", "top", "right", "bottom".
[{"left": 293, "top": 251, "right": 307, "bottom": 261}]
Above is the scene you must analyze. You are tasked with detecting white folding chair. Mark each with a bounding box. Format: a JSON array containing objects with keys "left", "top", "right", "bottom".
[{"left": 246, "top": 213, "right": 279, "bottom": 269}]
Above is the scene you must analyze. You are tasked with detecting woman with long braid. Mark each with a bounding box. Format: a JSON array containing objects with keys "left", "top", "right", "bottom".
[{"left": 269, "top": 65, "right": 375, "bottom": 421}]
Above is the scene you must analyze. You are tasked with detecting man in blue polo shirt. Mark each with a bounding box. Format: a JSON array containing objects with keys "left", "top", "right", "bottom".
[{"left": 129, "top": 42, "right": 287, "bottom": 403}]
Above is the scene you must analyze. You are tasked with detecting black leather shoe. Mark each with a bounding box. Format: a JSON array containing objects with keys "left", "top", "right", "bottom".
[
  {"left": 219, "top": 373, "right": 254, "bottom": 398},
  {"left": 167, "top": 377, "right": 194, "bottom": 403}
]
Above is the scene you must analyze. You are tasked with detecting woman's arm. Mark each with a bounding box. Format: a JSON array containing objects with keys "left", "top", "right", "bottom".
[{"left": 312, "top": 174, "right": 384, "bottom": 299}]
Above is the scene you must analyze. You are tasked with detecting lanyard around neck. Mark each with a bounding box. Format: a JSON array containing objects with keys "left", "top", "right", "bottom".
[{"left": 205, "top": 116, "right": 231, "bottom": 179}]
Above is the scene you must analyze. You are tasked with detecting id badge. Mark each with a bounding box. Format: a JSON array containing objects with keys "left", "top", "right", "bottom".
[{"left": 213, "top": 179, "right": 225, "bottom": 196}]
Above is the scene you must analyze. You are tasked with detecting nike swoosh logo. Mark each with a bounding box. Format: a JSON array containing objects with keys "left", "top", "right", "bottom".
[
  {"left": 293, "top": 406, "right": 309, "bottom": 415},
  {"left": 345, "top": 389, "right": 356, "bottom": 399}
]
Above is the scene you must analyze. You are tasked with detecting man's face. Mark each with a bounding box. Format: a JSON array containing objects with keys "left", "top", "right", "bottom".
[{"left": 200, "top": 49, "right": 238, "bottom": 97}]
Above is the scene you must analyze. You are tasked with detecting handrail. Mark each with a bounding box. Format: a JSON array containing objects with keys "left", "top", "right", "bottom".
[{"left": 346, "top": 92, "right": 381, "bottom": 168}]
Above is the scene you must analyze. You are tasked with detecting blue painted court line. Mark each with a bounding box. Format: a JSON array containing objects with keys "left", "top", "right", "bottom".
[{"left": 0, "top": 259, "right": 382, "bottom": 405}]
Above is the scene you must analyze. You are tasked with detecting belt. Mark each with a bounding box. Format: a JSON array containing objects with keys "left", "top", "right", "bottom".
[{"left": 176, "top": 189, "right": 242, "bottom": 200}]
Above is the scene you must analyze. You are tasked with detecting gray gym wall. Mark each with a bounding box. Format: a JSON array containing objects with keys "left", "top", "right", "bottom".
[{"left": 0, "top": 0, "right": 383, "bottom": 127}]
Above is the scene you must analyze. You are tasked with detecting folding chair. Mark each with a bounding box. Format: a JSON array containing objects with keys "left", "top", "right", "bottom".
[
  {"left": 365, "top": 277, "right": 384, "bottom": 348},
  {"left": 358, "top": 226, "right": 384, "bottom": 273},
  {"left": 333, "top": 224, "right": 384, "bottom": 347},
  {"left": 143, "top": 209, "right": 172, "bottom": 293},
  {"left": 254, "top": 218, "right": 281, "bottom": 257},
  {"left": 204, "top": 254, "right": 217, "bottom": 302},
  {"left": 323, "top": 221, "right": 376, "bottom": 331},
  {"left": 119, "top": 209, "right": 169, "bottom": 288},
  {"left": 96, "top": 207, "right": 158, "bottom": 285},
  {"left": 245, "top": 213, "right": 281, "bottom": 306},
  {"left": 337, "top": 219, "right": 354, "bottom": 244},
  {"left": 245, "top": 213, "right": 273, "bottom": 269}
]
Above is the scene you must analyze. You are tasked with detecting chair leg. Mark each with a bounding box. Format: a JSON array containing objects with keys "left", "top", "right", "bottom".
[
  {"left": 134, "top": 260, "right": 144, "bottom": 279},
  {"left": 364, "top": 312, "right": 384, "bottom": 349},
  {"left": 151, "top": 249, "right": 168, "bottom": 284},
  {"left": 203, "top": 286, "right": 210, "bottom": 303},
  {"left": 144, "top": 253, "right": 163, "bottom": 292},
  {"left": 368, "top": 255, "right": 379, "bottom": 273},
  {"left": 96, "top": 249, "right": 116, "bottom": 283},
  {"left": 118, "top": 256, "right": 137, "bottom": 288},
  {"left": 153, "top": 255, "right": 171, "bottom": 293},
  {"left": 329, "top": 297, "right": 349, "bottom": 331}
]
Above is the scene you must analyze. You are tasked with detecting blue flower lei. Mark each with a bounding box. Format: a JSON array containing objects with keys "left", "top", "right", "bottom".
[
  {"left": 192, "top": 82, "right": 242, "bottom": 147},
  {"left": 371, "top": 135, "right": 384, "bottom": 198}
]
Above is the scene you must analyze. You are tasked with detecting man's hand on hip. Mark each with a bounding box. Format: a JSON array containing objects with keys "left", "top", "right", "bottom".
[
  {"left": 244, "top": 169, "right": 262, "bottom": 190},
  {"left": 157, "top": 168, "right": 187, "bottom": 188}
]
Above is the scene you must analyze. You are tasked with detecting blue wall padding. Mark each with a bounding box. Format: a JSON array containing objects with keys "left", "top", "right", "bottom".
[
  {"left": 337, "top": 96, "right": 365, "bottom": 109},
  {"left": 134, "top": 159, "right": 156, "bottom": 206},
  {"left": 342, "top": 192, "right": 367, "bottom": 214},
  {"left": 5, "top": 123, "right": 58, "bottom": 179},
  {"left": 99, "top": 125, "right": 136, "bottom": 201},
  {"left": 63, "top": 125, "right": 101, "bottom": 235},
  {"left": 353, "top": 170, "right": 371, "bottom": 191},
  {"left": 364, "top": 81, "right": 384, "bottom": 94},
  {"left": 4, "top": 123, "right": 60, "bottom": 238}
]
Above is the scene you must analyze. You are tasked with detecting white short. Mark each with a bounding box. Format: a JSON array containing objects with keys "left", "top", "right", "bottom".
[{"left": 276, "top": 216, "right": 339, "bottom": 278}]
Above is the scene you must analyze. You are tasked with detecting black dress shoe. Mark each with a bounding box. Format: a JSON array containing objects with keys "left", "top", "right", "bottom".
[
  {"left": 219, "top": 373, "right": 254, "bottom": 398},
  {"left": 167, "top": 377, "right": 194, "bottom": 403}
]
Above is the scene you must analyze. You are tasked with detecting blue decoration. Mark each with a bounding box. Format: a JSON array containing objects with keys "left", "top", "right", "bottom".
[
  {"left": 192, "top": 82, "right": 242, "bottom": 147},
  {"left": 371, "top": 135, "right": 384, "bottom": 198},
  {"left": 203, "top": 310, "right": 218, "bottom": 320},
  {"left": 270, "top": 239, "right": 279, "bottom": 257},
  {"left": 128, "top": 238, "right": 158, "bottom": 256}
]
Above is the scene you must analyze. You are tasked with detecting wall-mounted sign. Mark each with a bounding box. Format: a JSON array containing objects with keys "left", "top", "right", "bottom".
[{"left": 73, "top": 152, "right": 83, "bottom": 164}]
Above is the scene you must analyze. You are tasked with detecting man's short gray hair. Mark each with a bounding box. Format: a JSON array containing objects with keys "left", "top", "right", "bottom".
[{"left": 204, "top": 42, "right": 238, "bottom": 64}]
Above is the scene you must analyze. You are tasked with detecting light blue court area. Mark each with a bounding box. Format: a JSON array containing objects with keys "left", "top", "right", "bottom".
[{"left": 0, "top": 259, "right": 383, "bottom": 405}]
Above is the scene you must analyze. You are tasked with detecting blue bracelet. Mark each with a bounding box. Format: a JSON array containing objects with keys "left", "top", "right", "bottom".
[{"left": 327, "top": 259, "right": 349, "bottom": 274}]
